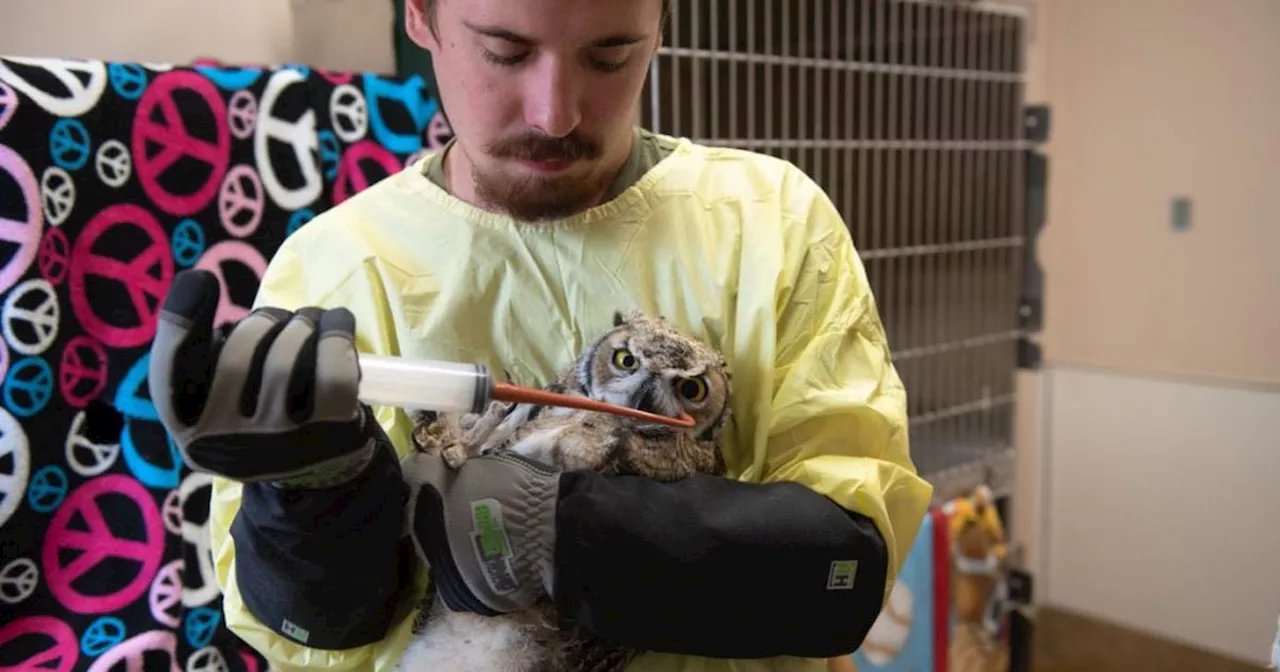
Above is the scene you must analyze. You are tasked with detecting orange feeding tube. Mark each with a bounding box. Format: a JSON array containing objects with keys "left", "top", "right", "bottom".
[{"left": 491, "top": 381, "right": 696, "bottom": 429}]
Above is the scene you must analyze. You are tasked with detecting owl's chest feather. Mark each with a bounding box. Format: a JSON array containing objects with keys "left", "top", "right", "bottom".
[{"left": 502, "top": 409, "right": 620, "bottom": 473}]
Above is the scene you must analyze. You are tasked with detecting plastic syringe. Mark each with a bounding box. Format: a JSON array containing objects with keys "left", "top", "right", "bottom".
[{"left": 356, "top": 353, "right": 696, "bottom": 429}]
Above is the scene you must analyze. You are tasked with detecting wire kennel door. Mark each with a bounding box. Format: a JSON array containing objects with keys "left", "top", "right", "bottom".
[{"left": 640, "top": 0, "right": 1029, "bottom": 502}]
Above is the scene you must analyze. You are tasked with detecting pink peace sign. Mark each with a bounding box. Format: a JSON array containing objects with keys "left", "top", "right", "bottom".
[
  {"left": 0, "top": 615, "right": 78, "bottom": 672},
  {"left": 38, "top": 226, "right": 70, "bottom": 286},
  {"left": 228, "top": 89, "right": 257, "bottom": 140},
  {"left": 315, "top": 68, "right": 354, "bottom": 85},
  {"left": 240, "top": 649, "right": 263, "bottom": 672},
  {"left": 59, "top": 335, "right": 109, "bottom": 408},
  {"left": 0, "top": 81, "right": 16, "bottom": 132},
  {"left": 149, "top": 559, "right": 183, "bottom": 628},
  {"left": 0, "top": 144, "right": 44, "bottom": 295},
  {"left": 85, "top": 630, "right": 179, "bottom": 672},
  {"left": 425, "top": 110, "right": 453, "bottom": 150},
  {"left": 218, "top": 164, "right": 265, "bottom": 238},
  {"left": 42, "top": 474, "right": 165, "bottom": 614},
  {"left": 68, "top": 203, "right": 174, "bottom": 349},
  {"left": 132, "top": 71, "right": 231, "bottom": 216},
  {"left": 334, "top": 140, "right": 403, "bottom": 205},
  {"left": 193, "top": 240, "right": 268, "bottom": 330}
]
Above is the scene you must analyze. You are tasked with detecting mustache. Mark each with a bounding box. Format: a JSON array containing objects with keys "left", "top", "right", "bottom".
[{"left": 486, "top": 132, "right": 601, "bottom": 163}]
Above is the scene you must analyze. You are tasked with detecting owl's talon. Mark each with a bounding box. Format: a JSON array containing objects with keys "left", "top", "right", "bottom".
[{"left": 441, "top": 443, "right": 471, "bottom": 468}]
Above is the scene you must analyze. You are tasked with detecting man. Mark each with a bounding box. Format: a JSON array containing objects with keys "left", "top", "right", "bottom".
[{"left": 147, "top": 0, "right": 934, "bottom": 670}]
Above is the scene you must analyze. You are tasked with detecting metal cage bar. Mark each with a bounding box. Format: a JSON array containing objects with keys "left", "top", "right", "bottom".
[{"left": 641, "top": 0, "right": 1029, "bottom": 503}]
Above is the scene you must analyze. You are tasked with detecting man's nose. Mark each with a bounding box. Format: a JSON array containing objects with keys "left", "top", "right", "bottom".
[{"left": 523, "top": 59, "right": 582, "bottom": 138}]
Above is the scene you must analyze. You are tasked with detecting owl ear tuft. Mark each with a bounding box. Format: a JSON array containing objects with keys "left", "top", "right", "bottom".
[{"left": 613, "top": 310, "right": 627, "bottom": 327}]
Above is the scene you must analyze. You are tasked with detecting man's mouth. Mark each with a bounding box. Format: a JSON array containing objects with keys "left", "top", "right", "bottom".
[{"left": 516, "top": 157, "right": 574, "bottom": 173}]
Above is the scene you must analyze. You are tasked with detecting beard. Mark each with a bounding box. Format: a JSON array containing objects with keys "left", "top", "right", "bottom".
[{"left": 471, "top": 130, "right": 611, "bottom": 221}]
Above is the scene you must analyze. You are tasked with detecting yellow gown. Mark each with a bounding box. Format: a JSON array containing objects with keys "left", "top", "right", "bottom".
[{"left": 208, "top": 130, "right": 934, "bottom": 671}]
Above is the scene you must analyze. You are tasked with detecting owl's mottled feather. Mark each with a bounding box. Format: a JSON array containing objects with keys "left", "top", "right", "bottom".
[{"left": 396, "top": 310, "right": 732, "bottom": 672}]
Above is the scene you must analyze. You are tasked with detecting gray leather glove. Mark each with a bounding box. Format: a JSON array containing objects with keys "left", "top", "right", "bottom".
[
  {"left": 401, "top": 450, "right": 560, "bottom": 615},
  {"left": 148, "top": 269, "right": 384, "bottom": 488}
]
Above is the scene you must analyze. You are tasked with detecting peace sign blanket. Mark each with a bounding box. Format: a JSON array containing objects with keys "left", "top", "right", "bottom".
[{"left": 0, "top": 54, "right": 449, "bottom": 672}]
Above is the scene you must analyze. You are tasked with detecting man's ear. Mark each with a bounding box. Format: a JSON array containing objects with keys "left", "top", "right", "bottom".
[{"left": 404, "top": 0, "right": 439, "bottom": 52}]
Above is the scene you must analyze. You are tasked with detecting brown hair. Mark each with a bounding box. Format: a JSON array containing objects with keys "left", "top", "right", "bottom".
[{"left": 420, "top": 0, "right": 671, "bottom": 37}]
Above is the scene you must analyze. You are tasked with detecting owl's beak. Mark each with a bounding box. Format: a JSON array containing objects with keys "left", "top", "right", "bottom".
[{"left": 630, "top": 377, "right": 664, "bottom": 416}]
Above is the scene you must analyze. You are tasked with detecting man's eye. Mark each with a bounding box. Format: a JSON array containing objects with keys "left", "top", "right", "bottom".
[
  {"left": 591, "top": 58, "right": 629, "bottom": 73},
  {"left": 483, "top": 49, "right": 526, "bottom": 67},
  {"left": 590, "top": 48, "right": 631, "bottom": 73}
]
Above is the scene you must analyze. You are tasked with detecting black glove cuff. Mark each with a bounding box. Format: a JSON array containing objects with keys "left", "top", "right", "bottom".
[{"left": 233, "top": 427, "right": 411, "bottom": 650}]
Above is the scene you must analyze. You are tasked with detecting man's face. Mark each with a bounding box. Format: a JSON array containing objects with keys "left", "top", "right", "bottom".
[{"left": 407, "top": 0, "right": 664, "bottom": 221}]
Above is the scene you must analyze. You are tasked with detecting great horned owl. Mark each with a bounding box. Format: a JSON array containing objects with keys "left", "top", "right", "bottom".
[{"left": 396, "top": 310, "right": 733, "bottom": 672}]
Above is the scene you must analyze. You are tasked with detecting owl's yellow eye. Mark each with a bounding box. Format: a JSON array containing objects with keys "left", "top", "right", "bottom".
[
  {"left": 676, "top": 377, "right": 708, "bottom": 402},
  {"left": 612, "top": 348, "right": 640, "bottom": 371}
]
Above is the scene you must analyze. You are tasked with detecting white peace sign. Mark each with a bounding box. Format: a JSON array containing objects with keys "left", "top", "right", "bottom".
[
  {"left": 0, "top": 557, "right": 39, "bottom": 604},
  {"left": 255, "top": 69, "right": 323, "bottom": 210},
  {"left": 65, "top": 409, "right": 121, "bottom": 477},
  {"left": 40, "top": 166, "right": 76, "bottom": 227},
  {"left": 0, "top": 407, "right": 30, "bottom": 530},
  {"left": 227, "top": 90, "right": 257, "bottom": 140},
  {"left": 330, "top": 84, "right": 369, "bottom": 143},
  {"left": 187, "top": 646, "right": 230, "bottom": 672},
  {"left": 95, "top": 139, "right": 132, "bottom": 188},
  {"left": 2, "top": 277, "right": 60, "bottom": 356},
  {"left": 180, "top": 471, "right": 220, "bottom": 608},
  {"left": 161, "top": 488, "right": 183, "bottom": 536},
  {"left": 0, "top": 57, "right": 107, "bottom": 117}
]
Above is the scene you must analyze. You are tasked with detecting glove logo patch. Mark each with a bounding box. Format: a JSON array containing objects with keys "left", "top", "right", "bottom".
[
  {"left": 826, "top": 560, "right": 858, "bottom": 590},
  {"left": 470, "top": 498, "right": 519, "bottom": 596},
  {"left": 281, "top": 618, "right": 311, "bottom": 644}
]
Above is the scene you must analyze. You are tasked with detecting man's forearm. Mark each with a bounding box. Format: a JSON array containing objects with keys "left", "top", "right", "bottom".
[
  {"left": 553, "top": 470, "right": 889, "bottom": 659},
  {"left": 230, "top": 437, "right": 413, "bottom": 650}
]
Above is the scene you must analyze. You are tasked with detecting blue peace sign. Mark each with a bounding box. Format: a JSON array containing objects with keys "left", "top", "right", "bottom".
[
  {"left": 185, "top": 607, "right": 223, "bottom": 649},
  {"left": 113, "top": 354, "right": 157, "bottom": 422},
  {"left": 108, "top": 63, "right": 148, "bottom": 100},
  {"left": 194, "top": 65, "right": 262, "bottom": 91},
  {"left": 121, "top": 419, "right": 182, "bottom": 489},
  {"left": 49, "top": 118, "right": 92, "bottom": 171},
  {"left": 4, "top": 356, "right": 53, "bottom": 417},
  {"left": 362, "top": 74, "right": 434, "bottom": 155},
  {"left": 81, "top": 616, "right": 127, "bottom": 656},
  {"left": 287, "top": 209, "right": 316, "bottom": 238},
  {"left": 26, "top": 464, "right": 68, "bottom": 514},
  {"left": 318, "top": 130, "right": 341, "bottom": 179},
  {"left": 172, "top": 219, "right": 205, "bottom": 267}
]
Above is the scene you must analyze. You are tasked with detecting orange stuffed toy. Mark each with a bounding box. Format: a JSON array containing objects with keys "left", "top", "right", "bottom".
[{"left": 945, "top": 485, "right": 1009, "bottom": 672}]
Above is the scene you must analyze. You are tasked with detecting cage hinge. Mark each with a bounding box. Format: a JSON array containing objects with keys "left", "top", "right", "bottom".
[{"left": 1018, "top": 105, "right": 1050, "bottom": 370}]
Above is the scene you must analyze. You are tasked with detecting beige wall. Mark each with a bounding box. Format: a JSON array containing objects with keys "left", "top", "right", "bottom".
[
  {"left": 1040, "top": 0, "right": 1280, "bottom": 387},
  {"left": 0, "top": 0, "right": 395, "bottom": 73},
  {"left": 1017, "top": 0, "right": 1280, "bottom": 666}
]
